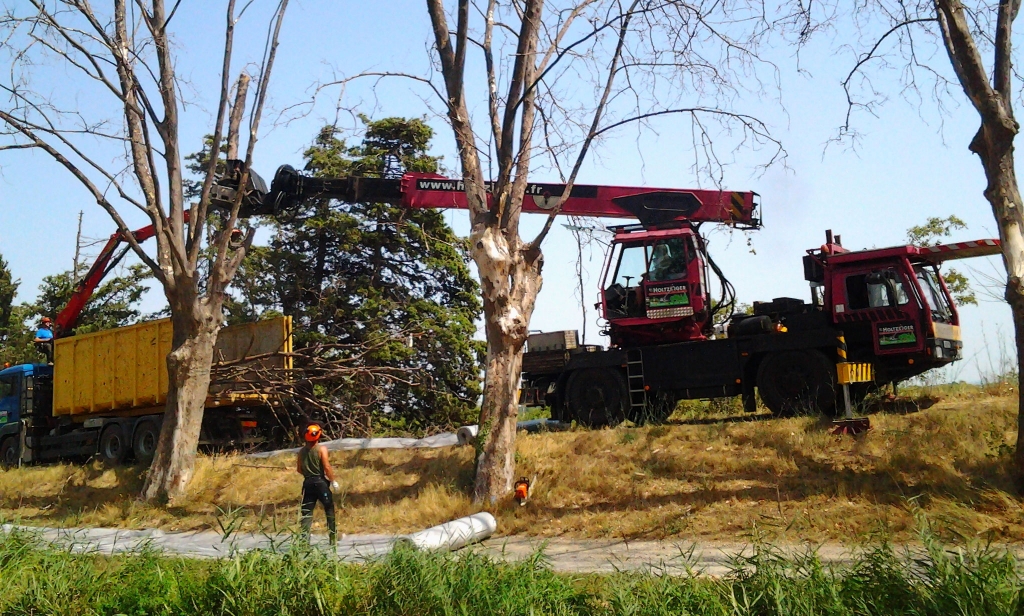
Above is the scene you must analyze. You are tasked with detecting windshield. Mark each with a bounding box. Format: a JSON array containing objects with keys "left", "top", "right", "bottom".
[
  {"left": 915, "top": 265, "right": 953, "bottom": 322},
  {"left": 613, "top": 245, "right": 649, "bottom": 288}
]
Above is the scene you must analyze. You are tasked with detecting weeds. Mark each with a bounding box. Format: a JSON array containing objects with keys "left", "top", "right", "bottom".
[{"left": 3, "top": 525, "right": 1024, "bottom": 615}]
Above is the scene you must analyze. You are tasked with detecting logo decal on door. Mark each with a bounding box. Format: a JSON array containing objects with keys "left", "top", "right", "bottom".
[{"left": 878, "top": 322, "right": 917, "bottom": 347}]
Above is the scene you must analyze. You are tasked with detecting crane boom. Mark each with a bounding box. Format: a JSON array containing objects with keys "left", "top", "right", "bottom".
[
  {"left": 917, "top": 239, "right": 1002, "bottom": 263},
  {"left": 55, "top": 214, "right": 189, "bottom": 337},
  {"left": 263, "top": 166, "right": 760, "bottom": 229}
]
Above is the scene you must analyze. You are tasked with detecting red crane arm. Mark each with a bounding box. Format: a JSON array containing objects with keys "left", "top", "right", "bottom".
[
  {"left": 399, "top": 173, "right": 760, "bottom": 228},
  {"left": 55, "top": 215, "right": 181, "bottom": 337},
  {"left": 263, "top": 166, "right": 760, "bottom": 229},
  {"left": 916, "top": 239, "right": 1002, "bottom": 263}
]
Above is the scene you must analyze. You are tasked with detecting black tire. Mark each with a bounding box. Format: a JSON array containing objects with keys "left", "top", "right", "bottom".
[
  {"left": 0, "top": 437, "right": 18, "bottom": 469},
  {"left": 99, "top": 425, "right": 127, "bottom": 466},
  {"left": 132, "top": 421, "right": 159, "bottom": 466},
  {"left": 629, "top": 390, "right": 676, "bottom": 425},
  {"left": 756, "top": 350, "right": 836, "bottom": 417},
  {"left": 565, "top": 368, "right": 629, "bottom": 427}
]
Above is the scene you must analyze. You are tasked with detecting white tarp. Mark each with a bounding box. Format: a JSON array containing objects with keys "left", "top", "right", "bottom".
[
  {"left": 248, "top": 432, "right": 459, "bottom": 459},
  {"left": 400, "top": 513, "right": 497, "bottom": 551},
  {"left": 249, "top": 419, "right": 569, "bottom": 459}
]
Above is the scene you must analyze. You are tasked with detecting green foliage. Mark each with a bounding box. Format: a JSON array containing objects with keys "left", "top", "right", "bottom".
[
  {"left": 231, "top": 118, "right": 483, "bottom": 434},
  {"left": 906, "top": 215, "right": 977, "bottom": 306},
  {"left": 0, "top": 253, "right": 15, "bottom": 340},
  {"left": 0, "top": 254, "right": 34, "bottom": 366},
  {"left": 183, "top": 134, "right": 227, "bottom": 201},
  {"left": 4, "top": 527, "right": 1024, "bottom": 615},
  {"left": 30, "top": 263, "right": 151, "bottom": 335}
]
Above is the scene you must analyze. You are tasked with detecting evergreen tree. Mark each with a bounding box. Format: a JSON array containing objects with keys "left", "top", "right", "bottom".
[
  {"left": 0, "top": 253, "right": 17, "bottom": 344},
  {"left": 237, "top": 118, "right": 483, "bottom": 434},
  {"left": 0, "top": 254, "right": 33, "bottom": 366}
]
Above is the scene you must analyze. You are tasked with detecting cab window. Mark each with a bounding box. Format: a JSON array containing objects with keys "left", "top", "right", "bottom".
[
  {"left": 915, "top": 265, "right": 953, "bottom": 322},
  {"left": 613, "top": 245, "right": 649, "bottom": 288},
  {"left": 846, "top": 270, "right": 909, "bottom": 310},
  {"left": 0, "top": 375, "right": 17, "bottom": 399},
  {"left": 648, "top": 238, "right": 690, "bottom": 282}
]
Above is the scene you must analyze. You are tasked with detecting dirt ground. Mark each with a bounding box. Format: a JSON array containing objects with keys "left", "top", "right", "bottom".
[{"left": 2, "top": 386, "right": 1022, "bottom": 544}]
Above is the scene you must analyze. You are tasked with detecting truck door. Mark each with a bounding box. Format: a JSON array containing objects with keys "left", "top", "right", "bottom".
[
  {"left": 604, "top": 243, "right": 650, "bottom": 319},
  {"left": 0, "top": 373, "right": 20, "bottom": 430},
  {"left": 838, "top": 266, "right": 924, "bottom": 356}
]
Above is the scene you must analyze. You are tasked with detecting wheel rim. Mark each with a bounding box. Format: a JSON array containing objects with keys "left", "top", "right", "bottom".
[
  {"left": 103, "top": 433, "right": 123, "bottom": 460},
  {"left": 137, "top": 429, "right": 156, "bottom": 458},
  {"left": 141, "top": 432, "right": 155, "bottom": 455}
]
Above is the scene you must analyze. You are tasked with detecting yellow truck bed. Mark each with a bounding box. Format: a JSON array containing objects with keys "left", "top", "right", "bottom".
[{"left": 52, "top": 316, "right": 292, "bottom": 418}]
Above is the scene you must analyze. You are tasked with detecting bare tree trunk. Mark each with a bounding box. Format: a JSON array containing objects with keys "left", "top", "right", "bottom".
[
  {"left": 970, "top": 122, "right": 1024, "bottom": 479},
  {"left": 142, "top": 301, "right": 222, "bottom": 503},
  {"left": 473, "top": 338, "right": 523, "bottom": 500},
  {"left": 470, "top": 225, "right": 543, "bottom": 502}
]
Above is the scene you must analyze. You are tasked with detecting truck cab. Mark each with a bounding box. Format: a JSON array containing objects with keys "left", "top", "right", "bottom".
[
  {"left": 0, "top": 364, "right": 53, "bottom": 467},
  {"left": 805, "top": 240, "right": 964, "bottom": 384},
  {"left": 600, "top": 224, "right": 710, "bottom": 347}
]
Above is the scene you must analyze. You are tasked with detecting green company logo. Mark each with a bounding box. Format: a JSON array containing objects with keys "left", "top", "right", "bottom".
[
  {"left": 878, "top": 324, "right": 916, "bottom": 346},
  {"left": 649, "top": 292, "right": 689, "bottom": 308},
  {"left": 0, "top": 411, "right": 6, "bottom": 425}
]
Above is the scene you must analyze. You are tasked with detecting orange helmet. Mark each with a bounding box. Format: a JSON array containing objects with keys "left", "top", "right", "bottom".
[
  {"left": 304, "top": 424, "right": 322, "bottom": 443},
  {"left": 41, "top": 317, "right": 52, "bottom": 324}
]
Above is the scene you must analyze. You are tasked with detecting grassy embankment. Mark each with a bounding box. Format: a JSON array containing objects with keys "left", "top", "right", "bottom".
[
  {"left": 1, "top": 382, "right": 1021, "bottom": 543},
  {"left": 2, "top": 525, "right": 1023, "bottom": 615}
]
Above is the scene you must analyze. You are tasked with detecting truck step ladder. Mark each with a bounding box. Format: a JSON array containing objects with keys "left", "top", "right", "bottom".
[{"left": 626, "top": 349, "right": 647, "bottom": 413}]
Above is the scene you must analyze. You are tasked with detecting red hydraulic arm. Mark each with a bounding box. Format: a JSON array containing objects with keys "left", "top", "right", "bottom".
[
  {"left": 55, "top": 214, "right": 187, "bottom": 337},
  {"left": 399, "top": 173, "right": 760, "bottom": 228},
  {"left": 916, "top": 238, "right": 1002, "bottom": 263},
  {"left": 263, "top": 166, "right": 760, "bottom": 229}
]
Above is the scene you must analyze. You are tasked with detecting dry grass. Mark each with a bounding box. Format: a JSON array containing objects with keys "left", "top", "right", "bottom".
[{"left": 2, "top": 388, "right": 1023, "bottom": 543}]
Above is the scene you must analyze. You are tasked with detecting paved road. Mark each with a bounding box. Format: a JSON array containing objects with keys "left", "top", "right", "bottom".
[{"left": 2, "top": 524, "right": 868, "bottom": 575}]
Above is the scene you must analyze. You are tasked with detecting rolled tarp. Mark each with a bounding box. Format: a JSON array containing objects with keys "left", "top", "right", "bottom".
[
  {"left": 399, "top": 512, "right": 497, "bottom": 552},
  {"left": 456, "top": 425, "right": 479, "bottom": 446},
  {"left": 248, "top": 431, "right": 460, "bottom": 459},
  {"left": 455, "top": 420, "right": 568, "bottom": 447}
]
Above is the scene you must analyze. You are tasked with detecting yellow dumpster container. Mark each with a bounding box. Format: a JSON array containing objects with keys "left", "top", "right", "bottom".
[{"left": 52, "top": 316, "right": 292, "bottom": 417}]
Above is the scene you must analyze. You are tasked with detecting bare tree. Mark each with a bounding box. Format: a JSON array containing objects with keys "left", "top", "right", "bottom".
[
  {"left": 290, "top": 0, "right": 782, "bottom": 502},
  {"left": 787, "top": 0, "right": 1024, "bottom": 480},
  {"left": 0, "top": 0, "right": 290, "bottom": 502}
]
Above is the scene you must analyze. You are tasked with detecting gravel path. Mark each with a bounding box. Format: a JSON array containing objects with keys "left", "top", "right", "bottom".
[{"left": 2, "top": 524, "right": 876, "bottom": 575}]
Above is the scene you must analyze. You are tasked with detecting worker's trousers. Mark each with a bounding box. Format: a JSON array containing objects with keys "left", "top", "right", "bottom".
[{"left": 299, "top": 476, "right": 336, "bottom": 544}]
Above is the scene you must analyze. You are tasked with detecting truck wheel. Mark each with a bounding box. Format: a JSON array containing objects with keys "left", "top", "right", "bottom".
[
  {"left": 0, "top": 437, "right": 18, "bottom": 469},
  {"left": 132, "top": 421, "right": 159, "bottom": 466},
  {"left": 565, "top": 368, "right": 628, "bottom": 427},
  {"left": 99, "top": 425, "right": 127, "bottom": 466},
  {"left": 756, "top": 350, "right": 836, "bottom": 417}
]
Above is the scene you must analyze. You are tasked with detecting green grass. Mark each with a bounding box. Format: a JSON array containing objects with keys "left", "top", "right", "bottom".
[{"left": 3, "top": 526, "right": 1024, "bottom": 615}]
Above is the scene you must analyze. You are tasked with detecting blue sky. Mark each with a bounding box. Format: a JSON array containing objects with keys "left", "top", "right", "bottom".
[{"left": 0, "top": 1, "right": 1014, "bottom": 382}]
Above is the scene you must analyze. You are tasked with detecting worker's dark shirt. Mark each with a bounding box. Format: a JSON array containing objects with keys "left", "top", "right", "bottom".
[{"left": 298, "top": 443, "right": 325, "bottom": 479}]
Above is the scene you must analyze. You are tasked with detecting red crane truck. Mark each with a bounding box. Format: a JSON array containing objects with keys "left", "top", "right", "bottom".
[{"left": 215, "top": 163, "right": 1001, "bottom": 426}]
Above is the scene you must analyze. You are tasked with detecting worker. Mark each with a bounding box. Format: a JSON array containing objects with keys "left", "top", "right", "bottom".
[
  {"left": 649, "top": 241, "right": 687, "bottom": 282},
  {"left": 33, "top": 317, "right": 54, "bottom": 363},
  {"left": 296, "top": 423, "right": 338, "bottom": 546}
]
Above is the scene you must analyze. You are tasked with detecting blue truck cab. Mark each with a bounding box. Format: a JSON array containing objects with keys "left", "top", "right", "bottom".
[{"left": 0, "top": 363, "right": 53, "bottom": 467}]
